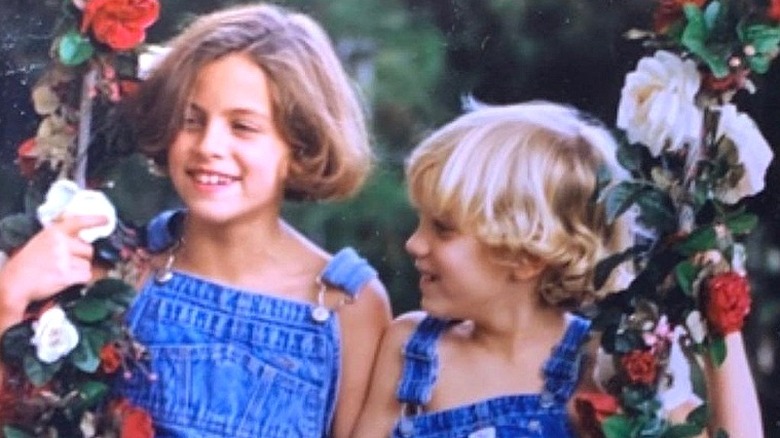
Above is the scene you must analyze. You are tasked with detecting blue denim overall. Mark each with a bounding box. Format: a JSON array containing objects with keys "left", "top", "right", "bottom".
[
  {"left": 120, "top": 211, "right": 377, "bottom": 437},
  {"left": 393, "top": 315, "right": 590, "bottom": 438}
]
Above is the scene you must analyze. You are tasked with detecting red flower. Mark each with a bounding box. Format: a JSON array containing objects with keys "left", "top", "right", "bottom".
[
  {"left": 16, "top": 137, "right": 38, "bottom": 178},
  {"left": 653, "top": 0, "right": 707, "bottom": 33},
  {"left": 705, "top": 272, "right": 751, "bottom": 335},
  {"left": 769, "top": 0, "right": 780, "bottom": 22},
  {"left": 100, "top": 343, "right": 123, "bottom": 374},
  {"left": 111, "top": 398, "right": 154, "bottom": 438},
  {"left": 701, "top": 69, "right": 749, "bottom": 93},
  {"left": 81, "top": 0, "right": 160, "bottom": 51},
  {"left": 575, "top": 392, "right": 620, "bottom": 438},
  {"left": 620, "top": 349, "right": 658, "bottom": 385}
]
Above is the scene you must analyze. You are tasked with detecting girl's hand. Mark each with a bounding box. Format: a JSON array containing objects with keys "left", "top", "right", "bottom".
[{"left": 0, "top": 214, "right": 108, "bottom": 331}]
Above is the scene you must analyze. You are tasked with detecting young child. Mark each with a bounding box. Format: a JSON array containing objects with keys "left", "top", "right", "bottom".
[
  {"left": 350, "top": 101, "right": 762, "bottom": 437},
  {"left": 0, "top": 3, "right": 391, "bottom": 437}
]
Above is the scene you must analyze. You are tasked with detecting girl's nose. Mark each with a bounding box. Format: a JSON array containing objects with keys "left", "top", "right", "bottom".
[
  {"left": 405, "top": 226, "right": 427, "bottom": 257},
  {"left": 195, "top": 123, "right": 227, "bottom": 157}
]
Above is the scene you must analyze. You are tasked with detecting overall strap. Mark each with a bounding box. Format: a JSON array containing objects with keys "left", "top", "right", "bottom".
[
  {"left": 541, "top": 314, "right": 591, "bottom": 405},
  {"left": 395, "top": 316, "right": 453, "bottom": 405},
  {"left": 319, "top": 247, "right": 378, "bottom": 299}
]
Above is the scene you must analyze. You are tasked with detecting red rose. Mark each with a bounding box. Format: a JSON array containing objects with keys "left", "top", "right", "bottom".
[
  {"left": 769, "top": 0, "right": 780, "bottom": 22},
  {"left": 100, "top": 343, "right": 122, "bottom": 374},
  {"left": 574, "top": 392, "right": 620, "bottom": 438},
  {"left": 705, "top": 272, "right": 751, "bottom": 335},
  {"left": 111, "top": 398, "right": 154, "bottom": 438},
  {"left": 620, "top": 349, "right": 658, "bottom": 385},
  {"left": 653, "top": 0, "right": 706, "bottom": 33},
  {"left": 81, "top": 0, "right": 160, "bottom": 51},
  {"left": 16, "top": 137, "right": 38, "bottom": 178},
  {"left": 121, "top": 406, "right": 154, "bottom": 438}
]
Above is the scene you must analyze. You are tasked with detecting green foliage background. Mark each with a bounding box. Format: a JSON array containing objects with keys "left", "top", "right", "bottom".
[{"left": 1, "top": 0, "right": 780, "bottom": 432}]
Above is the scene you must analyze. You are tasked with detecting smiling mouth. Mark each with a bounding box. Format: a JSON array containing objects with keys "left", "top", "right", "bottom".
[{"left": 188, "top": 170, "right": 238, "bottom": 186}]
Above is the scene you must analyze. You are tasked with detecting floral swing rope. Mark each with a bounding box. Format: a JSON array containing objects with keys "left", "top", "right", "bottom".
[
  {"left": 0, "top": 0, "right": 162, "bottom": 437},
  {"left": 583, "top": 0, "right": 779, "bottom": 437}
]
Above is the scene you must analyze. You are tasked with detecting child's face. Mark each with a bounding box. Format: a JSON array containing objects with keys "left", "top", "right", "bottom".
[
  {"left": 405, "top": 212, "right": 516, "bottom": 319},
  {"left": 167, "top": 53, "right": 291, "bottom": 225}
]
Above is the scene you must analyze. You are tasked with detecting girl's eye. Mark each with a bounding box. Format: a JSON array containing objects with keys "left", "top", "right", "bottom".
[
  {"left": 232, "top": 121, "right": 260, "bottom": 133},
  {"left": 432, "top": 219, "right": 456, "bottom": 236},
  {"left": 182, "top": 112, "right": 203, "bottom": 130}
]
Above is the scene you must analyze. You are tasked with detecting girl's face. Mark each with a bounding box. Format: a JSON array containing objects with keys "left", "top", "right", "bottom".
[
  {"left": 405, "top": 212, "right": 515, "bottom": 319},
  {"left": 167, "top": 53, "right": 290, "bottom": 226}
]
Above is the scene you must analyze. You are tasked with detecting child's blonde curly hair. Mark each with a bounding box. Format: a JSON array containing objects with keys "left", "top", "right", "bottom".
[{"left": 406, "top": 100, "right": 635, "bottom": 307}]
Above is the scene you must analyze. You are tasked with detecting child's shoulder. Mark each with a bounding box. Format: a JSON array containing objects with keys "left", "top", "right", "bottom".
[{"left": 381, "top": 310, "right": 435, "bottom": 348}]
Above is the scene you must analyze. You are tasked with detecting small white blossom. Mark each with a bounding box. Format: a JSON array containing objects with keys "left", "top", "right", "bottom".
[
  {"left": 617, "top": 50, "right": 703, "bottom": 156},
  {"left": 714, "top": 104, "right": 774, "bottom": 204},
  {"left": 37, "top": 179, "right": 117, "bottom": 243},
  {"left": 685, "top": 310, "right": 707, "bottom": 344},
  {"left": 137, "top": 45, "right": 172, "bottom": 80},
  {"left": 30, "top": 306, "right": 80, "bottom": 363}
]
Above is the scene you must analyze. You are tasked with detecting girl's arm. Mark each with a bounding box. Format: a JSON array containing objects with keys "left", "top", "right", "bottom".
[
  {"left": 0, "top": 215, "right": 106, "bottom": 333},
  {"left": 350, "top": 313, "right": 423, "bottom": 438},
  {"left": 331, "top": 278, "right": 392, "bottom": 438},
  {"left": 704, "top": 332, "right": 763, "bottom": 437}
]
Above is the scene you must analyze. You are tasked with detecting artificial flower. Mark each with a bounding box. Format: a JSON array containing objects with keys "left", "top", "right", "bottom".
[
  {"left": 713, "top": 104, "right": 774, "bottom": 204},
  {"left": 81, "top": 0, "right": 160, "bottom": 51},
  {"left": 616, "top": 50, "right": 703, "bottom": 157},
  {"left": 768, "top": 0, "right": 780, "bottom": 22},
  {"left": 30, "top": 305, "right": 79, "bottom": 363},
  {"left": 620, "top": 349, "right": 658, "bottom": 385},
  {"left": 705, "top": 271, "right": 751, "bottom": 335},
  {"left": 685, "top": 310, "right": 707, "bottom": 343},
  {"left": 653, "top": 0, "right": 706, "bottom": 34},
  {"left": 112, "top": 398, "right": 154, "bottom": 438},
  {"left": 37, "top": 179, "right": 118, "bottom": 242},
  {"left": 574, "top": 392, "right": 620, "bottom": 437},
  {"left": 100, "top": 343, "right": 123, "bottom": 374},
  {"left": 16, "top": 137, "right": 38, "bottom": 178},
  {"left": 137, "top": 44, "right": 171, "bottom": 79}
]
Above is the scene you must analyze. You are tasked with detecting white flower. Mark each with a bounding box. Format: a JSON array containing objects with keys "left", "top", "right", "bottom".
[
  {"left": 37, "top": 179, "right": 117, "bottom": 243},
  {"left": 713, "top": 104, "right": 774, "bottom": 204},
  {"left": 30, "top": 306, "right": 80, "bottom": 363},
  {"left": 617, "top": 50, "right": 703, "bottom": 156},
  {"left": 137, "top": 45, "right": 172, "bottom": 80},
  {"left": 685, "top": 310, "right": 707, "bottom": 344}
]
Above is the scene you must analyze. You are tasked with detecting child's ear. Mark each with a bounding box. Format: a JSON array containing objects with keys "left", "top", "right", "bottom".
[{"left": 509, "top": 256, "right": 546, "bottom": 282}]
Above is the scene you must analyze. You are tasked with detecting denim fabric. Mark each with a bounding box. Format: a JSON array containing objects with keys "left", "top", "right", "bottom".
[
  {"left": 393, "top": 314, "right": 591, "bottom": 438},
  {"left": 120, "top": 214, "right": 377, "bottom": 438}
]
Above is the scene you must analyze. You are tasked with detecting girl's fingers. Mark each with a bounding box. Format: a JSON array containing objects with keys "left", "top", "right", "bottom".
[{"left": 55, "top": 214, "right": 110, "bottom": 238}]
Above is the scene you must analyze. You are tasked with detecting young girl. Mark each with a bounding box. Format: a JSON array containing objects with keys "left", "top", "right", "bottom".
[
  {"left": 0, "top": 3, "right": 391, "bottom": 437},
  {"left": 350, "top": 101, "right": 762, "bottom": 437}
]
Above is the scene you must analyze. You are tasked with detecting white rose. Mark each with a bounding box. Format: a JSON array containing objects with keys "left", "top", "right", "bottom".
[
  {"left": 30, "top": 306, "right": 80, "bottom": 363},
  {"left": 617, "top": 50, "right": 703, "bottom": 156},
  {"left": 37, "top": 179, "right": 117, "bottom": 242},
  {"left": 137, "top": 45, "right": 171, "bottom": 80},
  {"left": 713, "top": 104, "right": 774, "bottom": 204}
]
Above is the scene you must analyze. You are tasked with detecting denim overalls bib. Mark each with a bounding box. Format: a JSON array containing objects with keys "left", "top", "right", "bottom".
[
  {"left": 392, "top": 315, "right": 591, "bottom": 438},
  {"left": 120, "top": 211, "right": 377, "bottom": 437}
]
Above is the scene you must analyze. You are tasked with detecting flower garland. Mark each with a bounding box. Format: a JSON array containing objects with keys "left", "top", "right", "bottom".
[
  {"left": 581, "top": 0, "right": 779, "bottom": 437},
  {"left": 0, "top": 0, "right": 161, "bottom": 437}
]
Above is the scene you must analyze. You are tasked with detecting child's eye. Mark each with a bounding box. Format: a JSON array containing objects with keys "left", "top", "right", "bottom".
[{"left": 432, "top": 219, "right": 456, "bottom": 236}]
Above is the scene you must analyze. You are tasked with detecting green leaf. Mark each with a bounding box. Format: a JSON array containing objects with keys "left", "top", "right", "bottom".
[
  {"left": 724, "top": 212, "right": 758, "bottom": 235},
  {"left": 681, "top": 4, "right": 729, "bottom": 77},
  {"left": 603, "top": 414, "right": 635, "bottom": 438},
  {"left": 0, "top": 213, "right": 40, "bottom": 253},
  {"left": 1, "top": 323, "right": 34, "bottom": 365},
  {"left": 674, "top": 260, "right": 698, "bottom": 296},
  {"left": 601, "top": 181, "right": 643, "bottom": 223},
  {"left": 23, "top": 352, "right": 61, "bottom": 386},
  {"left": 661, "top": 421, "right": 705, "bottom": 438},
  {"left": 676, "top": 227, "right": 717, "bottom": 255},
  {"left": 71, "top": 380, "right": 110, "bottom": 412},
  {"left": 709, "top": 335, "right": 727, "bottom": 367},
  {"left": 686, "top": 403, "right": 709, "bottom": 428},
  {"left": 714, "top": 428, "right": 729, "bottom": 438},
  {"left": 635, "top": 187, "right": 676, "bottom": 233},
  {"left": 2, "top": 426, "right": 34, "bottom": 438},
  {"left": 69, "top": 326, "right": 109, "bottom": 373},
  {"left": 616, "top": 139, "right": 650, "bottom": 173},
  {"left": 71, "top": 296, "right": 112, "bottom": 323},
  {"left": 87, "top": 278, "right": 136, "bottom": 309},
  {"left": 58, "top": 30, "right": 94, "bottom": 66}
]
